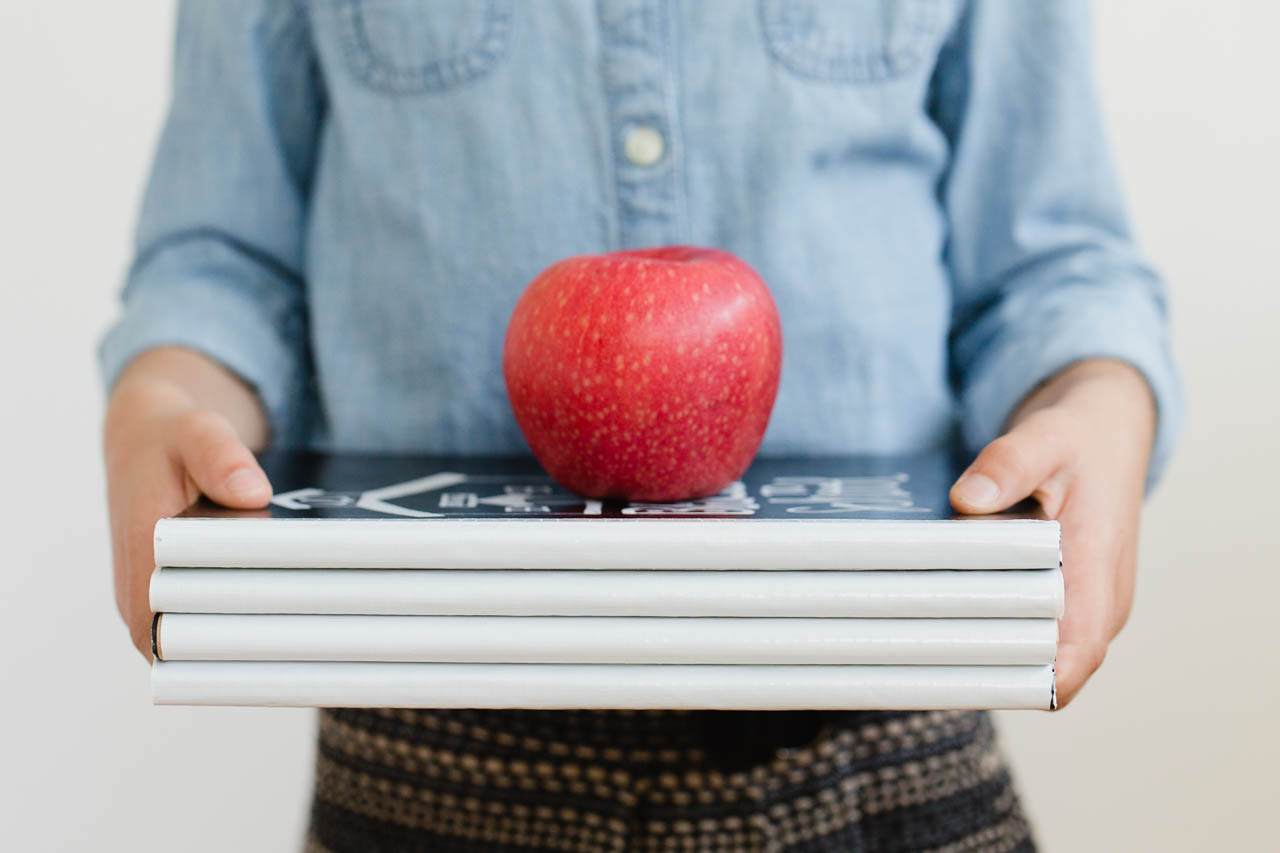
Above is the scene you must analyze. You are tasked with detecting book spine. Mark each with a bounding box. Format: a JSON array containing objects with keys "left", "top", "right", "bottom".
[
  {"left": 150, "top": 568, "right": 1065, "bottom": 618},
  {"left": 153, "top": 518, "right": 1062, "bottom": 569},
  {"left": 153, "top": 614, "right": 1058, "bottom": 666},
  {"left": 151, "top": 661, "right": 1056, "bottom": 710}
]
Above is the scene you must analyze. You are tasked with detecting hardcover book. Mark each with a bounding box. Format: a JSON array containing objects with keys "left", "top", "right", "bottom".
[
  {"left": 151, "top": 662, "right": 1057, "bottom": 710},
  {"left": 150, "top": 567, "right": 1066, "bottom": 617},
  {"left": 152, "top": 614, "right": 1058, "bottom": 665},
  {"left": 149, "top": 449, "right": 1062, "bottom": 711},
  {"left": 154, "top": 450, "right": 1060, "bottom": 570}
]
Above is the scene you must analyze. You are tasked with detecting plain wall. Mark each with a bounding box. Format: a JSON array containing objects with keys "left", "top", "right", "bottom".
[{"left": 1, "top": 3, "right": 1275, "bottom": 850}]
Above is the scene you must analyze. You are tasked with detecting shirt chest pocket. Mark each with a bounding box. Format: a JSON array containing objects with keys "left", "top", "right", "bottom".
[
  {"left": 337, "top": 0, "right": 515, "bottom": 94},
  {"left": 758, "top": 0, "right": 951, "bottom": 84}
]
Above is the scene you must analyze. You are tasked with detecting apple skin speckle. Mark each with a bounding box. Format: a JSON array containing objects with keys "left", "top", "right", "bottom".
[{"left": 502, "top": 246, "right": 783, "bottom": 502}]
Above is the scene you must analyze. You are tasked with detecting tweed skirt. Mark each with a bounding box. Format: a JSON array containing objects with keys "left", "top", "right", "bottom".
[{"left": 304, "top": 708, "right": 1035, "bottom": 852}]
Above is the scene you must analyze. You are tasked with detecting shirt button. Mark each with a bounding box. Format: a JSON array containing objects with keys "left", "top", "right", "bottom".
[{"left": 624, "top": 126, "right": 665, "bottom": 166}]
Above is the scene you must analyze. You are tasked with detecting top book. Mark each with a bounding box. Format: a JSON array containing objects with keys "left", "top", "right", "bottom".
[{"left": 154, "top": 450, "right": 1059, "bottom": 570}]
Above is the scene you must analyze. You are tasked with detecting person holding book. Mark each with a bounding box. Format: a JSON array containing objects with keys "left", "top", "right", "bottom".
[{"left": 100, "top": 2, "right": 1181, "bottom": 851}]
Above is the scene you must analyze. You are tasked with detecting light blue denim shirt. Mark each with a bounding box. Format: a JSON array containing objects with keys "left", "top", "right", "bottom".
[{"left": 101, "top": 0, "right": 1182, "bottom": 488}]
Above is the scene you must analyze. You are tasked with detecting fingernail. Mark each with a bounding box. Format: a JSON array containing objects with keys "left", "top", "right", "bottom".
[
  {"left": 223, "top": 467, "right": 268, "bottom": 499},
  {"left": 954, "top": 472, "right": 1000, "bottom": 509}
]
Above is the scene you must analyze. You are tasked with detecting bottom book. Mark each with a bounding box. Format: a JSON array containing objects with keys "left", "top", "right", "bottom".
[{"left": 151, "top": 662, "right": 1056, "bottom": 711}]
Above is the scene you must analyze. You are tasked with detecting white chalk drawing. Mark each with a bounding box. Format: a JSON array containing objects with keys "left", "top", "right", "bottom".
[
  {"left": 270, "top": 470, "right": 920, "bottom": 517},
  {"left": 620, "top": 481, "right": 759, "bottom": 515},
  {"left": 762, "top": 474, "right": 928, "bottom": 514},
  {"left": 271, "top": 472, "right": 603, "bottom": 517}
]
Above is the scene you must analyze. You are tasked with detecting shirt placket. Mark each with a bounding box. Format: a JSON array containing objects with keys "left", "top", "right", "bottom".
[{"left": 599, "top": 0, "right": 686, "bottom": 249}]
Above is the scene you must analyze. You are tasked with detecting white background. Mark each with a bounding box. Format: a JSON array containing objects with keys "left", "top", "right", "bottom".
[{"left": 1, "top": 3, "right": 1277, "bottom": 850}]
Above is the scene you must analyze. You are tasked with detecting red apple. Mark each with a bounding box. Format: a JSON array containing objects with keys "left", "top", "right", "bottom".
[{"left": 503, "top": 246, "right": 782, "bottom": 501}]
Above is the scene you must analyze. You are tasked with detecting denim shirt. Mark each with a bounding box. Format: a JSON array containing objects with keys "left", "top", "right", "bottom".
[{"left": 100, "top": 0, "right": 1182, "bottom": 488}]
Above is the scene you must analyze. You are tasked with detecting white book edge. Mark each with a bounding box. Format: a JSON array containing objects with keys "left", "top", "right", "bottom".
[
  {"left": 153, "top": 518, "right": 1061, "bottom": 570},
  {"left": 150, "top": 568, "right": 1066, "bottom": 618},
  {"left": 151, "top": 661, "right": 1057, "bottom": 710},
  {"left": 154, "top": 614, "right": 1058, "bottom": 666}
]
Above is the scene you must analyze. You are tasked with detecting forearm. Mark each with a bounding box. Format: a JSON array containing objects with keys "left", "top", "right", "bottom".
[
  {"left": 936, "top": 4, "right": 1182, "bottom": 492},
  {"left": 106, "top": 347, "right": 270, "bottom": 451}
]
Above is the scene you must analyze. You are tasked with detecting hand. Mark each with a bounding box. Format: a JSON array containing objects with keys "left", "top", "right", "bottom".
[
  {"left": 949, "top": 358, "right": 1157, "bottom": 708},
  {"left": 103, "top": 348, "right": 272, "bottom": 660}
]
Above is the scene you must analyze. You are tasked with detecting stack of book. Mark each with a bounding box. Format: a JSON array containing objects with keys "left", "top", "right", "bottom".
[{"left": 149, "top": 451, "right": 1062, "bottom": 710}]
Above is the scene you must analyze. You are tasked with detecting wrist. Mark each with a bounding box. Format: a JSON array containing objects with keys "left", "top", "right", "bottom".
[
  {"left": 106, "top": 347, "right": 270, "bottom": 450},
  {"left": 1010, "top": 358, "right": 1156, "bottom": 435}
]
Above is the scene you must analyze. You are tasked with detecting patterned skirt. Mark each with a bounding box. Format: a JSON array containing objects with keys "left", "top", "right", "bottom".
[{"left": 305, "top": 708, "right": 1035, "bottom": 852}]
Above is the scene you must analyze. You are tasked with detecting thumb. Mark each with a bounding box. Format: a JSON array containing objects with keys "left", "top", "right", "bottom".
[
  {"left": 950, "top": 410, "right": 1070, "bottom": 515},
  {"left": 174, "top": 410, "right": 272, "bottom": 508}
]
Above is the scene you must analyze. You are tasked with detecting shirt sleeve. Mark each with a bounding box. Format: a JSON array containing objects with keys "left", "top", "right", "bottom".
[
  {"left": 98, "top": 0, "right": 323, "bottom": 447},
  {"left": 932, "top": 1, "right": 1183, "bottom": 493}
]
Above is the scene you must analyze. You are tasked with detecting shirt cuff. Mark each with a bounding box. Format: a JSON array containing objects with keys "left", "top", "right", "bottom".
[
  {"left": 958, "top": 280, "right": 1183, "bottom": 495},
  {"left": 98, "top": 245, "right": 310, "bottom": 447}
]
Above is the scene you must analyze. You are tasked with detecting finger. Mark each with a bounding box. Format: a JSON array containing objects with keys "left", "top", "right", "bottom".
[
  {"left": 1051, "top": 491, "right": 1128, "bottom": 708},
  {"left": 109, "top": 448, "right": 193, "bottom": 662},
  {"left": 1054, "top": 586, "right": 1112, "bottom": 710},
  {"left": 174, "top": 410, "right": 272, "bottom": 508},
  {"left": 950, "top": 409, "right": 1074, "bottom": 515}
]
